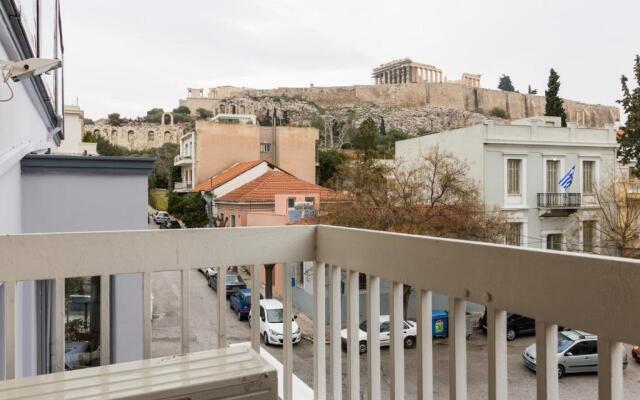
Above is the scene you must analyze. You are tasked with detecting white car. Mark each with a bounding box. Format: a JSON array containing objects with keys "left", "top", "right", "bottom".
[
  {"left": 153, "top": 211, "right": 170, "bottom": 224},
  {"left": 340, "top": 315, "right": 417, "bottom": 354},
  {"left": 199, "top": 267, "right": 216, "bottom": 278},
  {"left": 255, "top": 299, "right": 301, "bottom": 346}
]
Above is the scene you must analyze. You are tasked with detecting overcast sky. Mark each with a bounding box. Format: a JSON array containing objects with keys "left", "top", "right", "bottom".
[{"left": 61, "top": 0, "right": 639, "bottom": 120}]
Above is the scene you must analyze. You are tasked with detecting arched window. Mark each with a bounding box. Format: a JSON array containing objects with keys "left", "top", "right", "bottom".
[
  {"left": 220, "top": 104, "right": 226, "bottom": 113},
  {"left": 93, "top": 129, "right": 100, "bottom": 135},
  {"left": 230, "top": 104, "right": 237, "bottom": 114},
  {"left": 148, "top": 131, "right": 154, "bottom": 143},
  {"left": 111, "top": 130, "right": 117, "bottom": 142},
  {"left": 128, "top": 130, "right": 135, "bottom": 142},
  {"left": 164, "top": 131, "right": 171, "bottom": 142}
]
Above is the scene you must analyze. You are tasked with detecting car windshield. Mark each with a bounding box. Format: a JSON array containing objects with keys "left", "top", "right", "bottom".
[
  {"left": 558, "top": 332, "right": 574, "bottom": 352},
  {"left": 266, "top": 309, "right": 283, "bottom": 323},
  {"left": 226, "top": 275, "right": 242, "bottom": 285}
]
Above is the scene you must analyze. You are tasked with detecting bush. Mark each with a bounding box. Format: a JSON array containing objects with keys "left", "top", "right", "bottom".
[
  {"left": 168, "top": 192, "right": 208, "bottom": 228},
  {"left": 489, "top": 107, "right": 510, "bottom": 119}
]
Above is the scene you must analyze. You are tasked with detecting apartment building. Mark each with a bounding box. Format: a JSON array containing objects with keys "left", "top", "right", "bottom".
[
  {"left": 174, "top": 115, "right": 318, "bottom": 191},
  {"left": 396, "top": 117, "right": 618, "bottom": 252}
]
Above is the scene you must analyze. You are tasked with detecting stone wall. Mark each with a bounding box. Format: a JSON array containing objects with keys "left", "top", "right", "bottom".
[
  {"left": 89, "top": 122, "right": 184, "bottom": 151},
  {"left": 180, "top": 82, "right": 620, "bottom": 129}
]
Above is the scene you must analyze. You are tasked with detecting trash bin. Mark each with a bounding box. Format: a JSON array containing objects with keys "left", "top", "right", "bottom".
[
  {"left": 466, "top": 312, "right": 474, "bottom": 339},
  {"left": 432, "top": 309, "right": 448, "bottom": 338}
]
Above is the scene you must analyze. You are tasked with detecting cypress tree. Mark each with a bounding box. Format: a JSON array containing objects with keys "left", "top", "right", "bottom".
[
  {"left": 498, "top": 74, "right": 515, "bottom": 92},
  {"left": 545, "top": 68, "right": 568, "bottom": 127},
  {"left": 618, "top": 55, "right": 640, "bottom": 176}
]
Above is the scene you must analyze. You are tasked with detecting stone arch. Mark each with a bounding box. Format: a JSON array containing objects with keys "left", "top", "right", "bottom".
[
  {"left": 128, "top": 130, "right": 135, "bottom": 142},
  {"left": 239, "top": 105, "right": 246, "bottom": 114},
  {"left": 229, "top": 104, "right": 237, "bottom": 114},
  {"left": 111, "top": 130, "right": 117, "bottom": 142},
  {"left": 220, "top": 104, "right": 226, "bottom": 114},
  {"left": 148, "top": 131, "right": 155, "bottom": 143},
  {"left": 93, "top": 129, "right": 100, "bottom": 135},
  {"left": 164, "top": 131, "right": 171, "bottom": 142},
  {"left": 161, "top": 112, "right": 174, "bottom": 126}
]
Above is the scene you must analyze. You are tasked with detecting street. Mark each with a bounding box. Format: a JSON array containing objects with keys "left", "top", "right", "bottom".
[{"left": 148, "top": 269, "right": 640, "bottom": 398}]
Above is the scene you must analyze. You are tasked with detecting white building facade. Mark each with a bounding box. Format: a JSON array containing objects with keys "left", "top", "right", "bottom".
[{"left": 396, "top": 117, "right": 618, "bottom": 252}]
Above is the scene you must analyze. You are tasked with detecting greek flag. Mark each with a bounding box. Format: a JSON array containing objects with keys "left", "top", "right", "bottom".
[{"left": 559, "top": 165, "right": 576, "bottom": 192}]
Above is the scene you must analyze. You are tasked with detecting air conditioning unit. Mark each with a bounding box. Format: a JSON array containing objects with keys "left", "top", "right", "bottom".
[{"left": 0, "top": 346, "right": 277, "bottom": 400}]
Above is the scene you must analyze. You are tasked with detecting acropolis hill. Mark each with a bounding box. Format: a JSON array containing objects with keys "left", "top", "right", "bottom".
[{"left": 180, "top": 60, "right": 619, "bottom": 134}]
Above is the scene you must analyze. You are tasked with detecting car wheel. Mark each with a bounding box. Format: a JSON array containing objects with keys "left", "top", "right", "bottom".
[
  {"left": 263, "top": 332, "right": 269, "bottom": 345},
  {"left": 237, "top": 311, "right": 243, "bottom": 321},
  {"left": 404, "top": 336, "right": 416, "bottom": 349},
  {"left": 558, "top": 365, "right": 565, "bottom": 378},
  {"left": 506, "top": 329, "right": 516, "bottom": 341},
  {"left": 359, "top": 341, "right": 367, "bottom": 354}
]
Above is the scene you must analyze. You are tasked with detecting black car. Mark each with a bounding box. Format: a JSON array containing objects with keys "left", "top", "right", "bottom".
[
  {"left": 209, "top": 272, "right": 247, "bottom": 297},
  {"left": 480, "top": 308, "right": 535, "bottom": 341},
  {"left": 160, "top": 220, "right": 181, "bottom": 229}
]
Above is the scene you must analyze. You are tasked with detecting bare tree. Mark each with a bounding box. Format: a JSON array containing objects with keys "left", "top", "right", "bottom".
[
  {"left": 594, "top": 172, "right": 640, "bottom": 258},
  {"left": 317, "top": 146, "right": 506, "bottom": 316}
]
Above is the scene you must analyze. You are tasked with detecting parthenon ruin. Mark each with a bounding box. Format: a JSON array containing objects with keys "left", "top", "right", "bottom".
[{"left": 371, "top": 58, "right": 481, "bottom": 87}]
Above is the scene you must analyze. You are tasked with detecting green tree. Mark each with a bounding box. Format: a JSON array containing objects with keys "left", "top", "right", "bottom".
[
  {"left": 618, "top": 55, "right": 640, "bottom": 176},
  {"left": 318, "top": 149, "right": 347, "bottom": 187},
  {"left": 196, "top": 107, "right": 214, "bottom": 120},
  {"left": 95, "top": 136, "right": 130, "bottom": 156},
  {"left": 144, "top": 108, "right": 164, "bottom": 123},
  {"left": 107, "top": 113, "right": 122, "bottom": 126},
  {"left": 173, "top": 106, "right": 191, "bottom": 115},
  {"left": 84, "top": 118, "right": 95, "bottom": 125},
  {"left": 545, "top": 68, "right": 567, "bottom": 127},
  {"left": 168, "top": 193, "right": 208, "bottom": 228},
  {"left": 379, "top": 116, "right": 386, "bottom": 135},
  {"left": 498, "top": 74, "right": 515, "bottom": 92},
  {"left": 147, "top": 143, "right": 179, "bottom": 189},
  {"left": 527, "top": 85, "right": 538, "bottom": 95},
  {"left": 352, "top": 117, "right": 378, "bottom": 158}
]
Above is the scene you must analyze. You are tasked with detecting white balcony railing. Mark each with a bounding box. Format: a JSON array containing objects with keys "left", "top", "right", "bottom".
[
  {"left": 1, "top": 225, "right": 640, "bottom": 399},
  {"left": 173, "top": 181, "right": 192, "bottom": 191},
  {"left": 174, "top": 154, "right": 193, "bottom": 164}
]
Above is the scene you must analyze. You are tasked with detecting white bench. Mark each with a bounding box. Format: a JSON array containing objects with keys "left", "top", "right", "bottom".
[{"left": 0, "top": 346, "right": 277, "bottom": 400}]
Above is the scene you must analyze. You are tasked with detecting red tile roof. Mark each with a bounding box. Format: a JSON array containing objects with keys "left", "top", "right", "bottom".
[
  {"left": 192, "top": 160, "right": 264, "bottom": 192},
  {"left": 216, "top": 171, "right": 346, "bottom": 202}
]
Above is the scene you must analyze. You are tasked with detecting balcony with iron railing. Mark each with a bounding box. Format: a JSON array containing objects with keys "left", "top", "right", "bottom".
[
  {"left": 0, "top": 225, "right": 639, "bottom": 399},
  {"left": 174, "top": 154, "right": 193, "bottom": 166},
  {"left": 537, "top": 192, "right": 582, "bottom": 209},
  {"left": 173, "top": 181, "right": 192, "bottom": 192}
]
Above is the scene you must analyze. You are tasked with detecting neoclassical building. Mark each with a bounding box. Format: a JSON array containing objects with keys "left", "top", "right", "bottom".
[{"left": 371, "top": 58, "right": 481, "bottom": 87}]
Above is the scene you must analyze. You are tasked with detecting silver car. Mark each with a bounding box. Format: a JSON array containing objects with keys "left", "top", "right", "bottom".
[{"left": 523, "top": 330, "right": 627, "bottom": 378}]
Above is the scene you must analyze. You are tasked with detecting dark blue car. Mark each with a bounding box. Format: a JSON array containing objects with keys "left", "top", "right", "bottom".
[{"left": 229, "top": 288, "right": 255, "bottom": 320}]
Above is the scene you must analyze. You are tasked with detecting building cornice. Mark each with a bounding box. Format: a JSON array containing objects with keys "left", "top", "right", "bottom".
[{"left": 21, "top": 154, "right": 155, "bottom": 175}]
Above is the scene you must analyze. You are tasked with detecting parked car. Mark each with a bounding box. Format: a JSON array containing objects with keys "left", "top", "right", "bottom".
[
  {"left": 159, "top": 220, "right": 181, "bottom": 229},
  {"left": 209, "top": 272, "right": 247, "bottom": 297},
  {"left": 340, "top": 315, "right": 417, "bottom": 354},
  {"left": 229, "top": 288, "right": 263, "bottom": 320},
  {"left": 523, "top": 330, "right": 628, "bottom": 378},
  {"left": 254, "top": 299, "right": 301, "bottom": 346},
  {"left": 153, "top": 211, "right": 170, "bottom": 224},
  {"left": 480, "top": 308, "right": 535, "bottom": 341},
  {"left": 632, "top": 346, "right": 640, "bottom": 362}
]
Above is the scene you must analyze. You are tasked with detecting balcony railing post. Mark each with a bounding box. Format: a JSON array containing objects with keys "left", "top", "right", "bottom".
[
  {"left": 346, "top": 270, "right": 360, "bottom": 400},
  {"left": 487, "top": 308, "right": 507, "bottom": 400},
  {"left": 143, "top": 272, "right": 152, "bottom": 359},
  {"left": 535, "top": 321, "right": 559, "bottom": 400},
  {"left": 181, "top": 269, "right": 190, "bottom": 354},
  {"left": 330, "top": 265, "right": 342, "bottom": 400},
  {"left": 282, "top": 263, "right": 293, "bottom": 400},
  {"left": 597, "top": 338, "right": 624, "bottom": 400},
  {"left": 367, "top": 275, "right": 381, "bottom": 400},
  {"left": 100, "top": 274, "right": 111, "bottom": 366},
  {"left": 216, "top": 266, "right": 226, "bottom": 348},
  {"left": 3, "top": 281, "right": 15, "bottom": 380},
  {"left": 251, "top": 265, "right": 261, "bottom": 353},
  {"left": 53, "top": 277, "right": 65, "bottom": 373},
  {"left": 390, "top": 281, "right": 404, "bottom": 400},
  {"left": 449, "top": 297, "right": 467, "bottom": 400},
  {"left": 417, "top": 289, "right": 433, "bottom": 400},
  {"left": 313, "top": 262, "right": 326, "bottom": 400}
]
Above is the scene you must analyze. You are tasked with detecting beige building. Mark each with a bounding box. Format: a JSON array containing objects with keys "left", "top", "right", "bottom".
[
  {"left": 90, "top": 116, "right": 182, "bottom": 151},
  {"left": 174, "top": 115, "right": 318, "bottom": 191},
  {"left": 371, "top": 58, "right": 481, "bottom": 87},
  {"left": 55, "top": 105, "right": 97, "bottom": 155}
]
